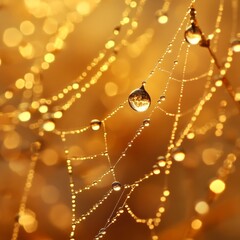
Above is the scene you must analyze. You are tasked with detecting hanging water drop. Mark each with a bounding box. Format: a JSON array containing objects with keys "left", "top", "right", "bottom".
[
  {"left": 171, "top": 147, "right": 185, "bottom": 162},
  {"left": 153, "top": 164, "right": 161, "bottom": 175},
  {"left": 90, "top": 119, "right": 102, "bottom": 131},
  {"left": 159, "top": 95, "right": 166, "bottom": 101},
  {"left": 128, "top": 85, "right": 151, "bottom": 112},
  {"left": 143, "top": 118, "right": 150, "bottom": 127},
  {"left": 157, "top": 156, "right": 166, "bottom": 167},
  {"left": 99, "top": 228, "right": 106, "bottom": 235},
  {"left": 231, "top": 39, "right": 240, "bottom": 52},
  {"left": 112, "top": 181, "right": 122, "bottom": 191},
  {"left": 185, "top": 24, "right": 202, "bottom": 45}
]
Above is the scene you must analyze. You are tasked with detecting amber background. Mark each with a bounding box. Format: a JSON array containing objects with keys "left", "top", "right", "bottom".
[{"left": 0, "top": 0, "right": 240, "bottom": 240}]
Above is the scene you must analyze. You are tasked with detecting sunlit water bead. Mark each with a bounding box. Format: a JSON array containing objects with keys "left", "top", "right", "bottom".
[
  {"left": 157, "top": 156, "right": 166, "bottom": 167},
  {"left": 158, "top": 95, "right": 166, "bottom": 103},
  {"left": 153, "top": 164, "right": 161, "bottom": 175},
  {"left": 184, "top": 24, "right": 202, "bottom": 45},
  {"left": 90, "top": 119, "right": 102, "bottom": 131},
  {"left": 231, "top": 39, "right": 240, "bottom": 52},
  {"left": 171, "top": 147, "right": 185, "bottom": 162},
  {"left": 143, "top": 118, "right": 150, "bottom": 127},
  {"left": 112, "top": 181, "right": 122, "bottom": 191},
  {"left": 128, "top": 85, "right": 151, "bottom": 112}
]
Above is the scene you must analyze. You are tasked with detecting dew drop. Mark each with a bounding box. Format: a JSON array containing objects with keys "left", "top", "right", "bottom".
[
  {"left": 153, "top": 165, "right": 161, "bottom": 175},
  {"left": 90, "top": 119, "right": 102, "bottom": 131},
  {"left": 157, "top": 156, "right": 166, "bottom": 167},
  {"left": 119, "top": 207, "right": 124, "bottom": 213},
  {"left": 184, "top": 24, "right": 202, "bottom": 45},
  {"left": 128, "top": 85, "right": 151, "bottom": 112},
  {"left": 112, "top": 181, "right": 122, "bottom": 191},
  {"left": 143, "top": 118, "right": 150, "bottom": 127},
  {"left": 99, "top": 228, "right": 106, "bottom": 235},
  {"left": 158, "top": 95, "right": 166, "bottom": 104},
  {"left": 171, "top": 147, "right": 185, "bottom": 162},
  {"left": 231, "top": 39, "right": 240, "bottom": 53}
]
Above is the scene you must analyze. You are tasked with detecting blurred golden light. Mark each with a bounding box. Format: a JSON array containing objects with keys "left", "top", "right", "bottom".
[
  {"left": 18, "top": 111, "right": 31, "bottom": 122},
  {"left": 20, "top": 20, "right": 35, "bottom": 35},
  {"left": 163, "top": 190, "right": 170, "bottom": 197},
  {"left": 157, "top": 14, "right": 168, "bottom": 24},
  {"left": 3, "top": 131, "right": 21, "bottom": 149},
  {"left": 195, "top": 201, "right": 209, "bottom": 215},
  {"left": 191, "top": 219, "right": 202, "bottom": 230},
  {"left": 43, "top": 18, "right": 58, "bottom": 34},
  {"left": 25, "top": 0, "right": 50, "bottom": 18},
  {"left": 18, "top": 209, "right": 38, "bottom": 233},
  {"left": 19, "top": 42, "right": 35, "bottom": 59},
  {"left": 111, "top": 58, "right": 130, "bottom": 79},
  {"left": 42, "top": 120, "right": 55, "bottom": 132},
  {"left": 202, "top": 148, "right": 222, "bottom": 165},
  {"left": 3, "top": 28, "right": 23, "bottom": 47},
  {"left": 39, "top": 105, "right": 48, "bottom": 113},
  {"left": 41, "top": 62, "right": 50, "bottom": 69},
  {"left": 41, "top": 185, "right": 60, "bottom": 204},
  {"left": 235, "top": 90, "right": 240, "bottom": 101},
  {"left": 4, "top": 90, "right": 13, "bottom": 99},
  {"left": 15, "top": 78, "right": 25, "bottom": 89},
  {"left": 9, "top": 159, "right": 27, "bottom": 175},
  {"left": 49, "top": 204, "right": 71, "bottom": 229},
  {"left": 209, "top": 178, "right": 226, "bottom": 194},
  {"left": 187, "top": 131, "right": 195, "bottom": 139},
  {"left": 76, "top": 1, "right": 91, "bottom": 16},
  {"left": 105, "top": 40, "right": 115, "bottom": 49},
  {"left": 53, "top": 110, "right": 63, "bottom": 119},
  {"left": 105, "top": 82, "right": 118, "bottom": 97},
  {"left": 44, "top": 53, "right": 55, "bottom": 63},
  {"left": 215, "top": 79, "right": 223, "bottom": 87},
  {"left": 171, "top": 148, "right": 185, "bottom": 162},
  {"left": 41, "top": 148, "right": 59, "bottom": 166}
]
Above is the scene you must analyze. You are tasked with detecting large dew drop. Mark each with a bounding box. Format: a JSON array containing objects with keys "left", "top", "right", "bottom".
[
  {"left": 112, "top": 181, "right": 122, "bottom": 191},
  {"left": 184, "top": 24, "right": 202, "bottom": 45},
  {"left": 128, "top": 85, "right": 151, "bottom": 112},
  {"left": 231, "top": 39, "right": 240, "bottom": 53}
]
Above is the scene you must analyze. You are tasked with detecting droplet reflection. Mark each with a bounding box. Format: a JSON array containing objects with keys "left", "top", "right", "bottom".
[
  {"left": 128, "top": 85, "right": 151, "bottom": 112},
  {"left": 185, "top": 24, "right": 202, "bottom": 45},
  {"left": 112, "top": 181, "right": 122, "bottom": 191}
]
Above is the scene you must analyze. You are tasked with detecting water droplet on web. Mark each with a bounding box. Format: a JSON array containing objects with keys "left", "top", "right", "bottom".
[
  {"left": 112, "top": 181, "right": 122, "bottom": 191},
  {"left": 185, "top": 24, "right": 202, "bottom": 45},
  {"left": 119, "top": 207, "right": 124, "bottom": 213},
  {"left": 90, "top": 119, "right": 102, "bottom": 131},
  {"left": 143, "top": 118, "right": 150, "bottom": 127},
  {"left": 128, "top": 85, "right": 151, "bottom": 112},
  {"left": 99, "top": 228, "right": 106, "bottom": 235},
  {"left": 153, "top": 164, "right": 161, "bottom": 175},
  {"left": 231, "top": 39, "right": 240, "bottom": 52},
  {"left": 171, "top": 147, "right": 185, "bottom": 162},
  {"left": 158, "top": 95, "right": 166, "bottom": 103},
  {"left": 157, "top": 156, "right": 166, "bottom": 167}
]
